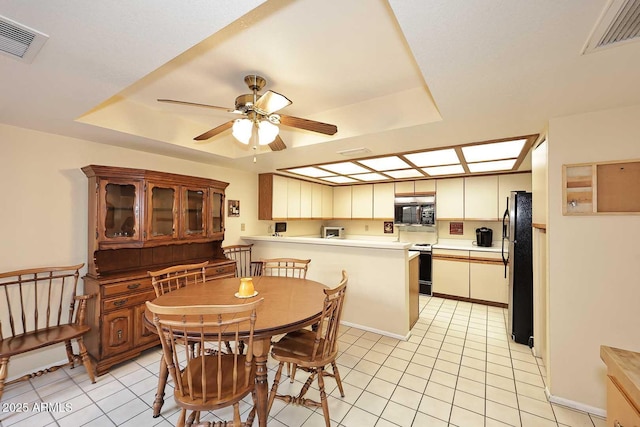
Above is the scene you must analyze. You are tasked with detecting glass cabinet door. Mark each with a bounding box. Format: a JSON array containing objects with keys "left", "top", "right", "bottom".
[
  {"left": 181, "top": 187, "right": 207, "bottom": 238},
  {"left": 209, "top": 188, "right": 225, "bottom": 238},
  {"left": 147, "top": 183, "right": 178, "bottom": 241},
  {"left": 101, "top": 180, "right": 141, "bottom": 242}
]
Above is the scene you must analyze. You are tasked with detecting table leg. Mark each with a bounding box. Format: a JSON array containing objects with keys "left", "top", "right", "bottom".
[{"left": 253, "top": 337, "right": 271, "bottom": 427}]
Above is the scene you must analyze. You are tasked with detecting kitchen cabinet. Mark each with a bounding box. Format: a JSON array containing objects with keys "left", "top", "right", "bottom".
[
  {"left": 469, "top": 251, "right": 508, "bottom": 304},
  {"left": 373, "top": 183, "right": 394, "bottom": 219},
  {"left": 415, "top": 180, "right": 436, "bottom": 194},
  {"left": 311, "top": 183, "right": 323, "bottom": 218},
  {"left": 465, "top": 176, "right": 499, "bottom": 220},
  {"left": 287, "top": 179, "right": 301, "bottom": 218},
  {"left": 322, "top": 185, "right": 333, "bottom": 218},
  {"left": 82, "top": 165, "right": 234, "bottom": 375},
  {"left": 351, "top": 185, "right": 373, "bottom": 219},
  {"left": 333, "top": 186, "right": 352, "bottom": 219},
  {"left": 409, "top": 255, "right": 419, "bottom": 329},
  {"left": 499, "top": 173, "right": 532, "bottom": 217},
  {"left": 601, "top": 346, "right": 640, "bottom": 427},
  {"left": 395, "top": 181, "right": 415, "bottom": 195},
  {"left": 432, "top": 249, "right": 470, "bottom": 298},
  {"left": 436, "top": 178, "right": 464, "bottom": 220},
  {"left": 259, "top": 173, "right": 333, "bottom": 220}
]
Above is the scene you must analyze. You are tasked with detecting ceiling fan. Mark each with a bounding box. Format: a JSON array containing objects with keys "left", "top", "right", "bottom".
[{"left": 158, "top": 75, "right": 338, "bottom": 152}]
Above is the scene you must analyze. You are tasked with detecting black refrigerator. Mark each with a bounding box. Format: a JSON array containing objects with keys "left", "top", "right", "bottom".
[{"left": 502, "top": 191, "right": 533, "bottom": 346}]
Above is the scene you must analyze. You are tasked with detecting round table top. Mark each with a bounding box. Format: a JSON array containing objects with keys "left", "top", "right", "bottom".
[{"left": 145, "top": 276, "right": 328, "bottom": 339}]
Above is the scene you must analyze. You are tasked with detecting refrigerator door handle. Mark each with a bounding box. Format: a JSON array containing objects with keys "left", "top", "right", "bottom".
[{"left": 501, "top": 198, "right": 510, "bottom": 278}]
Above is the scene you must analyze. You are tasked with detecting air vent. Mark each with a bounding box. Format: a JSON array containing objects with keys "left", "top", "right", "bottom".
[
  {"left": 583, "top": 0, "right": 640, "bottom": 54},
  {"left": 0, "top": 15, "right": 48, "bottom": 63}
]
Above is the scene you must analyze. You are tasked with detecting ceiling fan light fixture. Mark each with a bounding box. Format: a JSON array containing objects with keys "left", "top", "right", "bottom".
[
  {"left": 258, "top": 119, "right": 279, "bottom": 145},
  {"left": 232, "top": 118, "right": 252, "bottom": 144}
]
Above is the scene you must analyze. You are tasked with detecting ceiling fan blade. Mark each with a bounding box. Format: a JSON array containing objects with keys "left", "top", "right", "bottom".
[
  {"left": 157, "top": 98, "right": 235, "bottom": 113},
  {"left": 254, "top": 90, "right": 292, "bottom": 115},
  {"left": 194, "top": 120, "right": 234, "bottom": 141},
  {"left": 279, "top": 114, "right": 338, "bottom": 135},
  {"left": 268, "top": 135, "right": 287, "bottom": 151}
]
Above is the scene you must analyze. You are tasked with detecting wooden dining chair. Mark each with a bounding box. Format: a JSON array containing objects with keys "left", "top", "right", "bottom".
[
  {"left": 260, "top": 258, "right": 310, "bottom": 279},
  {"left": 147, "top": 298, "right": 264, "bottom": 427},
  {"left": 267, "top": 270, "right": 348, "bottom": 427},
  {"left": 222, "top": 244, "right": 263, "bottom": 277},
  {"left": 148, "top": 261, "right": 209, "bottom": 297}
]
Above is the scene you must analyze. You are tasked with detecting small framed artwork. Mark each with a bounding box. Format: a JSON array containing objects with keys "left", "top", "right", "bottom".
[
  {"left": 228, "top": 200, "right": 240, "bottom": 217},
  {"left": 384, "top": 221, "right": 394, "bottom": 234},
  {"left": 449, "top": 221, "right": 463, "bottom": 235}
]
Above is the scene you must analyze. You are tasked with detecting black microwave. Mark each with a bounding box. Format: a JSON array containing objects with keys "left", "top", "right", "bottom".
[{"left": 394, "top": 196, "right": 436, "bottom": 226}]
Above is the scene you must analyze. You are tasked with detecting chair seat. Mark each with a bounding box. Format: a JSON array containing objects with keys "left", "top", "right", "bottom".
[
  {"left": 175, "top": 353, "right": 256, "bottom": 410},
  {"left": 271, "top": 331, "right": 334, "bottom": 368},
  {"left": 0, "top": 324, "right": 91, "bottom": 357}
]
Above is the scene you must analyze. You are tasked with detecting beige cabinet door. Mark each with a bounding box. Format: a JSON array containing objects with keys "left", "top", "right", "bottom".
[
  {"left": 287, "top": 179, "right": 301, "bottom": 218},
  {"left": 432, "top": 249, "right": 470, "bottom": 297},
  {"left": 464, "top": 175, "right": 499, "bottom": 220},
  {"left": 272, "top": 175, "right": 288, "bottom": 219},
  {"left": 395, "top": 181, "right": 414, "bottom": 195},
  {"left": 498, "top": 173, "right": 531, "bottom": 217},
  {"left": 469, "top": 251, "right": 508, "bottom": 304},
  {"left": 351, "top": 185, "right": 373, "bottom": 219},
  {"left": 333, "top": 186, "right": 352, "bottom": 219},
  {"left": 322, "top": 185, "right": 333, "bottom": 218},
  {"left": 311, "top": 183, "right": 323, "bottom": 218},
  {"left": 415, "top": 180, "right": 436, "bottom": 193},
  {"left": 373, "top": 183, "right": 394, "bottom": 219},
  {"left": 436, "top": 178, "right": 464, "bottom": 220},
  {"left": 300, "top": 181, "right": 312, "bottom": 219}
]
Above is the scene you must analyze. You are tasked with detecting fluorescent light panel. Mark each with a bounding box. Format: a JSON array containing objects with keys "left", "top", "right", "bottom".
[
  {"left": 385, "top": 169, "right": 424, "bottom": 179},
  {"left": 404, "top": 149, "right": 459, "bottom": 167},
  {"left": 285, "top": 167, "right": 335, "bottom": 178},
  {"left": 320, "top": 162, "right": 369, "bottom": 175},
  {"left": 461, "top": 139, "right": 526, "bottom": 162},
  {"left": 357, "top": 156, "right": 410, "bottom": 171},
  {"left": 320, "top": 176, "right": 358, "bottom": 184},
  {"left": 467, "top": 159, "right": 516, "bottom": 172},
  {"left": 423, "top": 164, "right": 465, "bottom": 176},
  {"left": 349, "top": 172, "right": 389, "bottom": 181}
]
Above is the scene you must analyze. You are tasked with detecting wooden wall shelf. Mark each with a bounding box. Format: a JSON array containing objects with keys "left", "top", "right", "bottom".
[{"left": 563, "top": 159, "right": 640, "bottom": 215}]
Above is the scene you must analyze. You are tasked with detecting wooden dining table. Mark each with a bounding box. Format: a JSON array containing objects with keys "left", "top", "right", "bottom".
[{"left": 144, "top": 275, "right": 328, "bottom": 427}]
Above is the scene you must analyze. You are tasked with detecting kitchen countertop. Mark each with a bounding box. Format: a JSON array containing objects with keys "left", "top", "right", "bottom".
[
  {"left": 433, "top": 239, "right": 504, "bottom": 253},
  {"left": 242, "top": 235, "right": 413, "bottom": 251}
]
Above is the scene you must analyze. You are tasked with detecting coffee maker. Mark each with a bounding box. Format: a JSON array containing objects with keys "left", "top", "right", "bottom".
[{"left": 476, "top": 227, "right": 493, "bottom": 247}]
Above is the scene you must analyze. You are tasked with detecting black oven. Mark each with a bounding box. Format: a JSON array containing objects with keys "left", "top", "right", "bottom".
[{"left": 413, "top": 244, "right": 432, "bottom": 295}]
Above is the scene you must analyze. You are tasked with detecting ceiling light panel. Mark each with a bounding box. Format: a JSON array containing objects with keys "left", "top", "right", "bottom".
[
  {"left": 320, "top": 176, "right": 359, "bottom": 184},
  {"left": 385, "top": 169, "right": 425, "bottom": 179},
  {"left": 349, "top": 172, "right": 389, "bottom": 181},
  {"left": 285, "top": 166, "right": 336, "bottom": 178},
  {"left": 357, "top": 156, "right": 410, "bottom": 171},
  {"left": 404, "top": 149, "right": 459, "bottom": 167},
  {"left": 467, "top": 159, "right": 517, "bottom": 172},
  {"left": 423, "top": 164, "right": 465, "bottom": 176},
  {"left": 461, "top": 139, "right": 526, "bottom": 162},
  {"left": 320, "top": 162, "right": 370, "bottom": 175}
]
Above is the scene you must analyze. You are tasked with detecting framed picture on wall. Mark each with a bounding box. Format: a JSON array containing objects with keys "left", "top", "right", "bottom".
[{"left": 228, "top": 200, "right": 240, "bottom": 217}]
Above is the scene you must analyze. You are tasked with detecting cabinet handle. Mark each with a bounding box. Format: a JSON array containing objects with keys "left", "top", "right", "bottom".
[
  {"left": 614, "top": 421, "right": 623, "bottom": 427},
  {"left": 113, "top": 299, "right": 128, "bottom": 307},
  {"left": 216, "top": 268, "right": 224, "bottom": 273},
  {"left": 127, "top": 283, "right": 140, "bottom": 290}
]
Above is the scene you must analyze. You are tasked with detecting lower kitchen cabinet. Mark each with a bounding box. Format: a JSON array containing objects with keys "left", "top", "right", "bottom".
[
  {"left": 432, "top": 249, "right": 470, "bottom": 298},
  {"left": 469, "top": 251, "right": 508, "bottom": 304},
  {"left": 409, "top": 255, "right": 419, "bottom": 329},
  {"left": 601, "top": 346, "right": 640, "bottom": 427}
]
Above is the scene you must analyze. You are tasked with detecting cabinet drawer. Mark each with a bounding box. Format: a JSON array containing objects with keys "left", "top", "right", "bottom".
[
  {"left": 103, "top": 289, "right": 156, "bottom": 312},
  {"left": 102, "top": 278, "right": 153, "bottom": 298},
  {"left": 206, "top": 263, "right": 236, "bottom": 278},
  {"left": 608, "top": 376, "right": 640, "bottom": 427}
]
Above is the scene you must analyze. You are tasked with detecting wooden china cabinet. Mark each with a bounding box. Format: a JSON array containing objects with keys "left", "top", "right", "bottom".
[{"left": 82, "top": 165, "right": 235, "bottom": 375}]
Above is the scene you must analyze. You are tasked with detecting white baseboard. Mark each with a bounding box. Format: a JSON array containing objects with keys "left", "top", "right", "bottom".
[
  {"left": 545, "top": 387, "right": 606, "bottom": 418},
  {"left": 340, "top": 321, "right": 410, "bottom": 341}
]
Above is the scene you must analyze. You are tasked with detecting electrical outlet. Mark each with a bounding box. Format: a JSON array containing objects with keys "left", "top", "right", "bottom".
[
  {"left": 241, "top": 223, "right": 245, "bottom": 231},
  {"left": 365, "top": 224, "right": 369, "bottom": 231}
]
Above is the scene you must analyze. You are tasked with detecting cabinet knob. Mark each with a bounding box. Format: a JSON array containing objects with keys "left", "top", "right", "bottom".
[
  {"left": 117, "top": 330, "right": 123, "bottom": 340},
  {"left": 113, "top": 299, "right": 128, "bottom": 307},
  {"left": 127, "top": 283, "right": 140, "bottom": 290},
  {"left": 614, "top": 421, "right": 623, "bottom": 427}
]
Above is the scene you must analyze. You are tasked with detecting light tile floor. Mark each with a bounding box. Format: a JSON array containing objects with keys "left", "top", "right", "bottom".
[{"left": 0, "top": 296, "right": 607, "bottom": 427}]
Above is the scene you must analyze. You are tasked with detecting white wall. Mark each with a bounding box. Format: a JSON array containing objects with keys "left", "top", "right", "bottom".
[
  {"left": 0, "top": 123, "right": 261, "bottom": 379},
  {"left": 547, "top": 104, "right": 640, "bottom": 410}
]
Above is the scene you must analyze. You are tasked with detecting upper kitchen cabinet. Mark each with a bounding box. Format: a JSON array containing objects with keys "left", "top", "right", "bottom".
[
  {"left": 395, "top": 180, "right": 436, "bottom": 195},
  {"left": 333, "top": 186, "right": 352, "bottom": 219},
  {"left": 259, "top": 173, "right": 333, "bottom": 220},
  {"left": 321, "top": 185, "right": 333, "bottom": 218},
  {"left": 395, "top": 181, "right": 414, "bottom": 195},
  {"left": 82, "top": 165, "right": 229, "bottom": 253},
  {"left": 311, "top": 183, "right": 323, "bottom": 218},
  {"left": 464, "top": 175, "right": 499, "bottom": 220},
  {"left": 436, "top": 178, "right": 465, "bottom": 220},
  {"left": 351, "top": 185, "right": 373, "bottom": 219},
  {"left": 258, "top": 173, "right": 287, "bottom": 220},
  {"left": 287, "top": 178, "right": 302, "bottom": 218},
  {"left": 373, "top": 183, "right": 394, "bottom": 219},
  {"left": 498, "top": 173, "right": 532, "bottom": 216}
]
